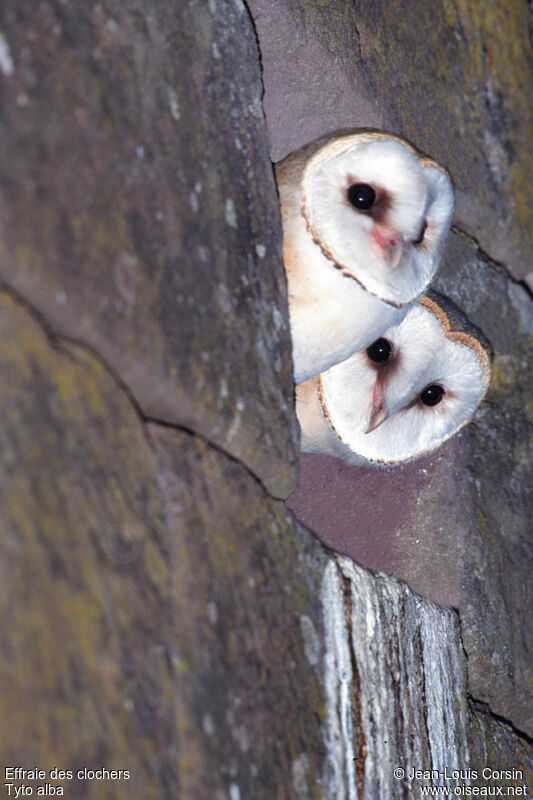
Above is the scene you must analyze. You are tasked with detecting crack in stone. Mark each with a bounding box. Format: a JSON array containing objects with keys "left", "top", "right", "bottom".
[
  {"left": 337, "top": 558, "right": 367, "bottom": 797},
  {"left": 0, "top": 276, "right": 278, "bottom": 501},
  {"left": 240, "top": 0, "right": 265, "bottom": 93},
  {"left": 145, "top": 414, "right": 277, "bottom": 502},
  {"left": 241, "top": 0, "right": 284, "bottom": 208},
  {"left": 450, "top": 225, "right": 533, "bottom": 299},
  {"left": 469, "top": 697, "right": 533, "bottom": 746},
  {"left": 348, "top": 0, "right": 364, "bottom": 64}
]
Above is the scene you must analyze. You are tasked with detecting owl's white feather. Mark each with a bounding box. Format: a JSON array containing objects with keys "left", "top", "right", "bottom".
[
  {"left": 276, "top": 131, "right": 455, "bottom": 383},
  {"left": 296, "top": 292, "right": 492, "bottom": 465}
]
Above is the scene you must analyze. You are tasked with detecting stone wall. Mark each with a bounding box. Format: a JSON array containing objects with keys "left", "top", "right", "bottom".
[{"left": 0, "top": 1, "right": 531, "bottom": 798}]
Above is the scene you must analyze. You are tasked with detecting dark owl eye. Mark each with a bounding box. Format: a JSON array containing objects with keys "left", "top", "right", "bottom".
[
  {"left": 347, "top": 183, "right": 376, "bottom": 211},
  {"left": 420, "top": 384, "right": 444, "bottom": 407},
  {"left": 413, "top": 219, "right": 428, "bottom": 245},
  {"left": 366, "top": 338, "right": 392, "bottom": 364}
]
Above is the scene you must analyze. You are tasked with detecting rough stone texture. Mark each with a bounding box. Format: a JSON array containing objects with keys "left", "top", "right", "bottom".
[
  {"left": 247, "top": 0, "right": 381, "bottom": 159},
  {"left": 150, "top": 426, "right": 328, "bottom": 799},
  {"left": 0, "top": 0, "right": 297, "bottom": 498},
  {"left": 251, "top": 0, "right": 533, "bottom": 737},
  {"left": 0, "top": 284, "right": 327, "bottom": 799},
  {"left": 1, "top": 0, "right": 532, "bottom": 796},
  {"left": 251, "top": 0, "right": 533, "bottom": 283},
  {"left": 288, "top": 443, "right": 470, "bottom": 608},
  {"left": 0, "top": 289, "right": 177, "bottom": 798},
  {"left": 322, "top": 557, "right": 533, "bottom": 798},
  {"left": 433, "top": 232, "right": 533, "bottom": 737},
  {"left": 352, "top": 1, "right": 533, "bottom": 284},
  {"left": 2, "top": 292, "right": 529, "bottom": 797}
]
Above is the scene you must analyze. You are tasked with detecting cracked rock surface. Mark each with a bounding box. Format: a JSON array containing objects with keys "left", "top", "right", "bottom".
[
  {"left": 0, "top": 0, "right": 532, "bottom": 796},
  {"left": 0, "top": 0, "right": 297, "bottom": 499}
]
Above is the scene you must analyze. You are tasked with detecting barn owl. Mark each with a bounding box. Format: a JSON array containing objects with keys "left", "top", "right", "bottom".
[
  {"left": 276, "top": 131, "right": 455, "bottom": 383},
  {"left": 295, "top": 290, "right": 492, "bottom": 465}
]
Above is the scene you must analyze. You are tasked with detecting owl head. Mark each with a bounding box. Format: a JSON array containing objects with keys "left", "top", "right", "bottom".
[
  {"left": 296, "top": 290, "right": 493, "bottom": 465},
  {"left": 296, "top": 131, "right": 455, "bottom": 306}
]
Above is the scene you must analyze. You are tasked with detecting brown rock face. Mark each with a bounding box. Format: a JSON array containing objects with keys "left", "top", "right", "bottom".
[
  {"left": 0, "top": 0, "right": 531, "bottom": 794},
  {"left": 0, "top": 0, "right": 297, "bottom": 499}
]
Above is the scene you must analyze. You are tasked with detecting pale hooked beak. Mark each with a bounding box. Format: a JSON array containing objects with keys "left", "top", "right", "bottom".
[
  {"left": 365, "top": 383, "right": 390, "bottom": 434},
  {"left": 371, "top": 224, "right": 405, "bottom": 271}
]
